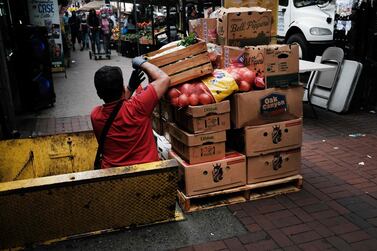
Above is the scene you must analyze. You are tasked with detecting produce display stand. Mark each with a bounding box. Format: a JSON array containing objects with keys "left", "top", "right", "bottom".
[{"left": 177, "top": 174, "right": 303, "bottom": 213}]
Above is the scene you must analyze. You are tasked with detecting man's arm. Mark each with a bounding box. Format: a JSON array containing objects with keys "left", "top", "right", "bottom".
[{"left": 132, "top": 57, "right": 170, "bottom": 99}]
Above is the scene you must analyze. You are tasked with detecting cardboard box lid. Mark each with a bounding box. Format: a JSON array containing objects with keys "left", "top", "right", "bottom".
[
  {"left": 170, "top": 150, "right": 245, "bottom": 168},
  {"left": 219, "top": 7, "right": 271, "bottom": 14},
  {"left": 169, "top": 123, "right": 226, "bottom": 146},
  {"left": 183, "top": 100, "right": 230, "bottom": 117}
]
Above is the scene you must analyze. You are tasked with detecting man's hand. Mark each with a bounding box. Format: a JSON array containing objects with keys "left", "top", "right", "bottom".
[
  {"left": 127, "top": 69, "right": 145, "bottom": 93},
  {"left": 132, "top": 56, "right": 147, "bottom": 70}
]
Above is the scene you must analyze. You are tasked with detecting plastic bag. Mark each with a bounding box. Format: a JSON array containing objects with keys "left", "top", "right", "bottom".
[{"left": 200, "top": 69, "right": 239, "bottom": 102}]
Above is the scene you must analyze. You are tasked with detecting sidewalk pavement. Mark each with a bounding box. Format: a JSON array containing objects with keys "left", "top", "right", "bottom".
[{"left": 15, "top": 50, "right": 377, "bottom": 250}]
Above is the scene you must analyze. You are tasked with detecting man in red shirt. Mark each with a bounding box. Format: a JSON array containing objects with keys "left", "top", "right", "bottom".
[{"left": 91, "top": 57, "right": 170, "bottom": 168}]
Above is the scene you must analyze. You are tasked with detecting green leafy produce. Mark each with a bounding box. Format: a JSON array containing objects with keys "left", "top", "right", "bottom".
[{"left": 178, "top": 33, "right": 198, "bottom": 47}]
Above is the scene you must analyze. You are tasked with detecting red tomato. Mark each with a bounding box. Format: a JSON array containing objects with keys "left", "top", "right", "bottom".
[
  {"left": 178, "top": 94, "right": 189, "bottom": 107},
  {"left": 167, "top": 88, "right": 180, "bottom": 99},
  {"left": 188, "top": 94, "right": 199, "bottom": 106},
  {"left": 171, "top": 97, "right": 179, "bottom": 107},
  {"left": 239, "top": 81, "right": 251, "bottom": 92},
  {"left": 199, "top": 93, "right": 213, "bottom": 105},
  {"left": 196, "top": 83, "right": 209, "bottom": 94},
  {"left": 254, "top": 77, "right": 266, "bottom": 90},
  {"left": 242, "top": 70, "right": 256, "bottom": 84},
  {"left": 179, "top": 83, "right": 193, "bottom": 96}
]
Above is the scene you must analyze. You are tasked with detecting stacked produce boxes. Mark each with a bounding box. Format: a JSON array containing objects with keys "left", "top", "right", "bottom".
[{"left": 150, "top": 5, "right": 303, "bottom": 200}]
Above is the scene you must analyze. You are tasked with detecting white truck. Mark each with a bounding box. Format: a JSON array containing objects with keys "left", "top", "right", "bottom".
[{"left": 278, "top": 0, "right": 336, "bottom": 59}]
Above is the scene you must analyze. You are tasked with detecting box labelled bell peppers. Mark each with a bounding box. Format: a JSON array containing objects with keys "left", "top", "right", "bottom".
[
  {"left": 227, "top": 118, "right": 302, "bottom": 157},
  {"left": 169, "top": 123, "right": 226, "bottom": 164},
  {"left": 244, "top": 44, "right": 299, "bottom": 88},
  {"left": 217, "top": 7, "right": 272, "bottom": 47},
  {"left": 174, "top": 100, "right": 231, "bottom": 134},
  {"left": 189, "top": 18, "right": 218, "bottom": 44},
  {"left": 145, "top": 40, "right": 213, "bottom": 87},
  {"left": 170, "top": 150, "right": 246, "bottom": 197},
  {"left": 247, "top": 148, "right": 301, "bottom": 184},
  {"left": 230, "top": 85, "right": 304, "bottom": 128}
]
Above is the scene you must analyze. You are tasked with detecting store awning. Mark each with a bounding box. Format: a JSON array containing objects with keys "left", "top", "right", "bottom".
[{"left": 79, "top": 0, "right": 120, "bottom": 11}]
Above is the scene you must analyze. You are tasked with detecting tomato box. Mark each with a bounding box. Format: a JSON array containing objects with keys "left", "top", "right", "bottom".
[
  {"left": 247, "top": 148, "right": 301, "bottom": 184},
  {"left": 174, "top": 101, "right": 231, "bottom": 133},
  {"left": 170, "top": 150, "right": 247, "bottom": 196},
  {"left": 217, "top": 7, "right": 272, "bottom": 47},
  {"left": 227, "top": 118, "right": 302, "bottom": 156},
  {"left": 169, "top": 123, "right": 226, "bottom": 164},
  {"left": 230, "top": 85, "right": 304, "bottom": 128},
  {"left": 189, "top": 18, "right": 218, "bottom": 43}
]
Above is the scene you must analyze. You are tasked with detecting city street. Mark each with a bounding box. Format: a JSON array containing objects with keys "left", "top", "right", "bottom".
[{"left": 15, "top": 49, "right": 377, "bottom": 250}]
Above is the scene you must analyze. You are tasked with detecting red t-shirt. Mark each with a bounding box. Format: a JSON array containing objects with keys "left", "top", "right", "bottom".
[{"left": 91, "top": 85, "right": 159, "bottom": 169}]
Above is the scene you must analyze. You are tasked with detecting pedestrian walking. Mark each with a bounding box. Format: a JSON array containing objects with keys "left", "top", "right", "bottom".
[
  {"left": 100, "top": 13, "right": 113, "bottom": 55},
  {"left": 80, "top": 13, "right": 89, "bottom": 51},
  {"left": 88, "top": 8, "right": 101, "bottom": 54},
  {"left": 68, "top": 11, "right": 81, "bottom": 51}
]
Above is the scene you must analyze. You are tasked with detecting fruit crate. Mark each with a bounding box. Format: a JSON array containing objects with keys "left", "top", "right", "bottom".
[{"left": 145, "top": 40, "right": 213, "bottom": 86}]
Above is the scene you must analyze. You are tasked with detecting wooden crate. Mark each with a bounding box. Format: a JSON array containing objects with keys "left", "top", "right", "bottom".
[
  {"left": 177, "top": 174, "right": 303, "bottom": 213},
  {"left": 146, "top": 41, "right": 213, "bottom": 86}
]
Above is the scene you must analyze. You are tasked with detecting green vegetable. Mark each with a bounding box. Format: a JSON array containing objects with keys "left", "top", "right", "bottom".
[{"left": 178, "top": 33, "right": 198, "bottom": 47}]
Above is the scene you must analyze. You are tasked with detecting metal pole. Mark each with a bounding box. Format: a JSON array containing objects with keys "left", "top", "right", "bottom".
[
  {"left": 166, "top": 5, "right": 170, "bottom": 42},
  {"left": 133, "top": 0, "right": 140, "bottom": 56},
  {"left": 150, "top": 5, "right": 155, "bottom": 46},
  {"left": 117, "top": 0, "right": 121, "bottom": 55},
  {"left": 0, "top": 25, "right": 16, "bottom": 138}
]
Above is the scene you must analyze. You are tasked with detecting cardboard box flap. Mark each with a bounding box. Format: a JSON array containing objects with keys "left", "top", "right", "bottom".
[
  {"left": 184, "top": 100, "right": 230, "bottom": 117},
  {"left": 169, "top": 123, "right": 226, "bottom": 146}
]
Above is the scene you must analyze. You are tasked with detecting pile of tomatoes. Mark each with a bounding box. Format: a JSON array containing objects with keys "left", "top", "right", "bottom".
[
  {"left": 167, "top": 82, "right": 215, "bottom": 108},
  {"left": 226, "top": 64, "right": 265, "bottom": 92}
]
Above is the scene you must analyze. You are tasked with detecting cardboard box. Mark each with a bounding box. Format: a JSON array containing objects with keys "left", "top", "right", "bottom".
[
  {"left": 230, "top": 85, "right": 304, "bottom": 128},
  {"left": 174, "top": 101, "right": 231, "bottom": 133},
  {"left": 244, "top": 44, "right": 299, "bottom": 87},
  {"left": 247, "top": 148, "right": 301, "bottom": 184},
  {"left": 227, "top": 118, "right": 302, "bottom": 156},
  {"left": 222, "top": 46, "right": 245, "bottom": 68},
  {"left": 170, "top": 150, "right": 247, "bottom": 196},
  {"left": 224, "top": 0, "right": 279, "bottom": 40},
  {"left": 217, "top": 7, "right": 272, "bottom": 47},
  {"left": 189, "top": 18, "right": 218, "bottom": 43},
  {"left": 169, "top": 123, "right": 226, "bottom": 164}
]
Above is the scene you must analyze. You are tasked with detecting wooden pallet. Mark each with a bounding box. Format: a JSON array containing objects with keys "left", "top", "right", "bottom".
[
  {"left": 177, "top": 174, "right": 303, "bottom": 213},
  {"left": 146, "top": 41, "right": 213, "bottom": 86}
]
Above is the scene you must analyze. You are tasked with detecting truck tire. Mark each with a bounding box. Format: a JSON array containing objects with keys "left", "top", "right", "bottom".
[{"left": 287, "top": 33, "right": 309, "bottom": 60}]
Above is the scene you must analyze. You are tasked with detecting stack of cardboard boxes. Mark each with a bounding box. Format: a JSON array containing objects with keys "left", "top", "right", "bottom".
[
  {"left": 152, "top": 6, "right": 303, "bottom": 199},
  {"left": 168, "top": 101, "right": 249, "bottom": 197}
]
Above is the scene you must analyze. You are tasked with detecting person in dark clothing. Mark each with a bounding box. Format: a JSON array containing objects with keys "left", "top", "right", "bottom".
[
  {"left": 80, "top": 13, "right": 89, "bottom": 50},
  {"left": 87, "top": 8, "right": 101, "bottom": 54},
  {"left": 68, "top": 11, "right": 81, "bottom": 51}
]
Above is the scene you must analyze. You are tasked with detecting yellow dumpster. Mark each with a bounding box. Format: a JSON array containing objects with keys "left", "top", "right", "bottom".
[{"left": 0, "top": 131, "right": 178, "bottom": 249}]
